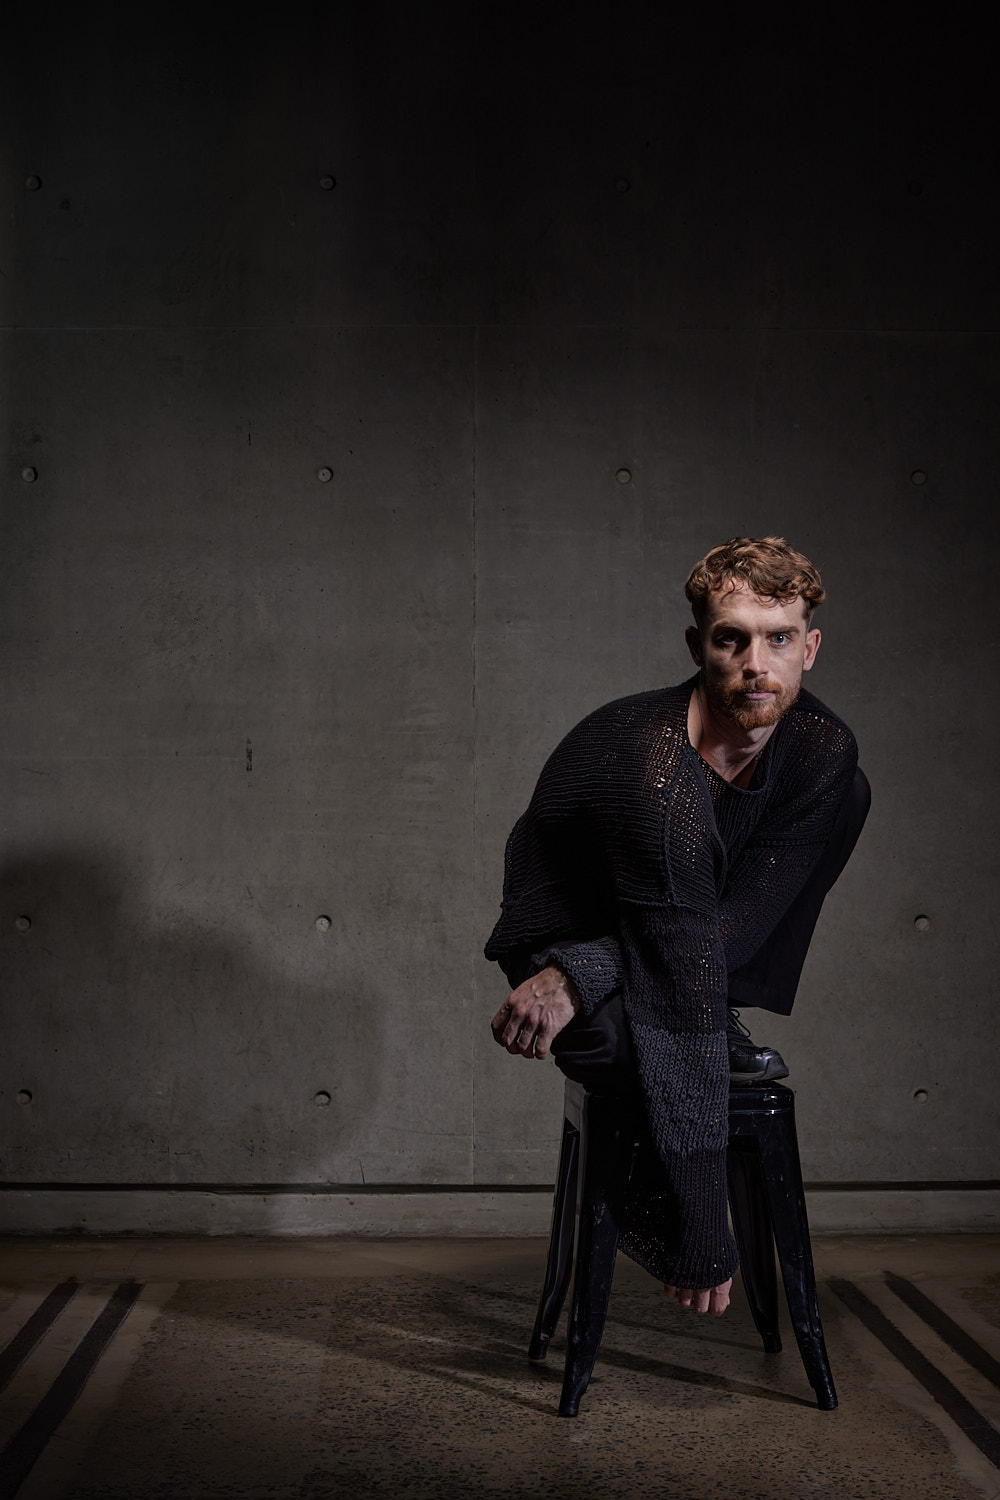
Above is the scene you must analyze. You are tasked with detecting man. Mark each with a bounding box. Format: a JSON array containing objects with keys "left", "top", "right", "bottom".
[{"left": 486, "top": 537, "right": 869, "bottom": 1318}]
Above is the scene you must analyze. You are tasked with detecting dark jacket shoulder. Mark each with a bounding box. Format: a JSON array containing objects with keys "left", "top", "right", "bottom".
[
  {"left": 545, "top": 679, "right": 693, "bottom": 754},
  {"left": 780, "top": 688, "right": 858, "bottom": 763}
]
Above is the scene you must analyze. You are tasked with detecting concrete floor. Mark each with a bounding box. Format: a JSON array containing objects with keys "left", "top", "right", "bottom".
[{"left": 0, "top": 1234, "right": 997, "bottom": 1499}]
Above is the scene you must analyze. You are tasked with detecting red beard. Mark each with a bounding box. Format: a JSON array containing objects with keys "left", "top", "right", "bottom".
[{"left": 708, "top": 677, "right": 800, "bottom": 731}]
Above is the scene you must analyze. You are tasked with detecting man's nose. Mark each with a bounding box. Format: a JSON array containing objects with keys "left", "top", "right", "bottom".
[{"left": 742, "top": 640, "right": 767, "bottom": 676}]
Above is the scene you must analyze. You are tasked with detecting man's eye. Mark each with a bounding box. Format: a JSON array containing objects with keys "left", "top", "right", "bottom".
[{"left": 771, "top": 634, "right": 788, "bottom": 645}]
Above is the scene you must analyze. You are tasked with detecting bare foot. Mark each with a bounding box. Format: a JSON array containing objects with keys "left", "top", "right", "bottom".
[{"left": 663, "top": 1278, "right": 732, "bottom": 1316}]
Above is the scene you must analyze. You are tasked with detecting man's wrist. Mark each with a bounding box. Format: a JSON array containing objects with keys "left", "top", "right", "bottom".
[{"left": 543, "top": 964, "right": 581, "bottom": 1011}]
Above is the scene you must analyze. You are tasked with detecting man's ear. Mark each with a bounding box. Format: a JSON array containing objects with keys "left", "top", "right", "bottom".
[
  {"left": 685, "top": 624, "right": 703, "bottom": 666},
  {"left": 803, "top": 627, "right": 821, "bottom": 672}
]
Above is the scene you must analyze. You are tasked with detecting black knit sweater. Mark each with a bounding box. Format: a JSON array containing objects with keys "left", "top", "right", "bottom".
[{"left": 485, "top": 675, "right": 858, "bottom": 1288}]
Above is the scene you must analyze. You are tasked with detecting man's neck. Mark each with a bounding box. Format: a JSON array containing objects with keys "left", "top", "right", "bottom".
[{"left": 687, "top": 682, "right": 777, "bottom": 785}]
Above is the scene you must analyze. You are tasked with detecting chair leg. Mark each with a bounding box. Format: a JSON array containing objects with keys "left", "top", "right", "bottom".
[
  {"left": 528, "top": 1116, "right": 580, "bottom": 1361},
  {"left": 727, "top": 1136, "right": 782, "bottom": 1353},
  {"left": 559, "top": 1095, "right": 633, "bottom": 1417},
  {"left": 756, "top": 1110, "right": 838, "bottom": 1410}
]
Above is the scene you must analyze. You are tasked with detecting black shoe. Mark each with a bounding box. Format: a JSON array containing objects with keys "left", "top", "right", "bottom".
[{"left": 727, "top": 1009, "right": 789, "bottom": 1086}]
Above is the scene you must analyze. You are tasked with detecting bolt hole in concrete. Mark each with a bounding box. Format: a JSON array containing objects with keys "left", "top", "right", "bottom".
[
  {"left": 314, "top": 1091, "right": 331, "bottom": 1107},
  {"left": 615, "top": 177, "right": 630, "bottom": 192},
  {"left": 316, "top": 466, "right": 333, "bottom": 482},
  {"left": 16, "top": 1090, "right": 32, "bottom": 1105},
  {"left": 319, "top": 175, "right": 336, "bottom": 189},
  {"left": 914, "top": 914, "right": 931, "bottom": 931},
  {"left": 315, "top": 915, "right": 331, "bottom": 932},
  {"left": 615, "top": 468, "right": 632, "bottom": 484},
  {"left": 911, "top": 469, "right": 928, "bottom": 485},
  {"left": 25, "top": 174, "right": 42, "bottom": 190},
  {"left": 913, "top": 1089, "right": 929, "bottom": 1104},
  {"left": 21, "top": 466, "right": 37, "bottom": 482},
  {"left": 15, "top": 915, "right": 31, "bottom": 932}
]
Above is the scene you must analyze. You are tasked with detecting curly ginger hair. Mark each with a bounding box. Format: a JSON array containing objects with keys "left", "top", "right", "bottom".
[{"left": 685, "top": 536, "right": 826, "bottom": 624}]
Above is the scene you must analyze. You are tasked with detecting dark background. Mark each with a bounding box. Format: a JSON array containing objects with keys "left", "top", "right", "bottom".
[{"left": 1, "top": 2, "right": 996, "bottom": 1227}]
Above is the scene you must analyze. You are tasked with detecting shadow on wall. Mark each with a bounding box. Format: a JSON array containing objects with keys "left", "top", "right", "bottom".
[{"left": 0, "top": 849, "right": 385, "bottom": 1189}]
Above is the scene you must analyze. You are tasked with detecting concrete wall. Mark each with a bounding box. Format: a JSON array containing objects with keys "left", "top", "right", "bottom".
[{"left": 2, "top": 4, "right": 996, "bottom": 1233}]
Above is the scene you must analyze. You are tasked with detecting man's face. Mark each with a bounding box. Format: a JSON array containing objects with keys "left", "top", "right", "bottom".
[{"left": 685, "top": 584, "right": 821, "bottom": 732}]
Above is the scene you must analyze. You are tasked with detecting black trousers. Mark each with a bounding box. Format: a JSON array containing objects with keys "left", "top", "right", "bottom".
[{"left": 550, "top": 767, "right": 871, "bottom": 1094}]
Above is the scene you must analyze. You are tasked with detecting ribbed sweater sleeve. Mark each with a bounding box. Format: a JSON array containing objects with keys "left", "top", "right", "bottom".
[
  {"left": 616, "top": 898, "right": 736, "bottom": 1288},
  {"left": 529, "top": 936, "right": 625, "bottom": 1014}
]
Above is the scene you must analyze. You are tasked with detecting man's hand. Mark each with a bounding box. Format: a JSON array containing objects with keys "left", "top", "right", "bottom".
[
  {"left": 490, "top": 965, "right": 580, "bottom": 1060},
  {"left": 663, "top": 1278, "right": 732, "bottom": 1316}
]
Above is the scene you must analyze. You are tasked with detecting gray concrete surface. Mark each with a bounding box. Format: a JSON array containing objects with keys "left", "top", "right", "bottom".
[
  {"left": 1, "top": 4, "right": 997, "bottom": 1230},
  {"left": 1, "top": 1236, "right": 999, "bottom": 1499},
  {"left": 0, "top": 1187, "right": 997, "bottom": 1239}
]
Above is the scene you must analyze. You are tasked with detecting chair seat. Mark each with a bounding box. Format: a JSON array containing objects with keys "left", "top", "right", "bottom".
[{"left": 529, "top": 1079, "right": 837, "bottom": 1417}]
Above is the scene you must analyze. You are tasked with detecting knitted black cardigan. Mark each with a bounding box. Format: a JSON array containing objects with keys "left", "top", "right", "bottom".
[{"left": 485, "top": 677, "right": 858, "bottom": 1289}]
